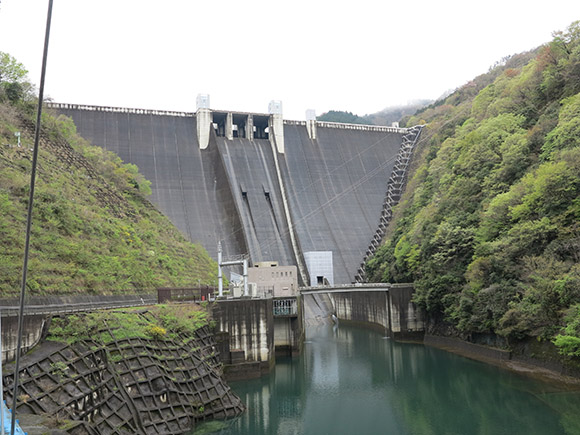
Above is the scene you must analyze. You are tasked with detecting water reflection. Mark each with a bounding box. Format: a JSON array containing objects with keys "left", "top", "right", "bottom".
[{"left": 198, "top": 325, "right": 580, "bottom": 435}]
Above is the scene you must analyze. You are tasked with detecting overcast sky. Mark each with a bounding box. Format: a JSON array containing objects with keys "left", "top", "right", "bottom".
[{"left": 1, "top": 1, "right": 580, "bottom": 120}]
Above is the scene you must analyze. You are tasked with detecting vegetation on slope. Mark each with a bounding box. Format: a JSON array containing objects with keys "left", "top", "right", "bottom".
[
  {"left": 0, "top": 53, "right": 218, "bottom": 296},
  {"left": 48, "top": 304, "right": 211, "bottom": 345},
  {"left": 317, "top": 110, "right": 368, "bottom": 124},
  {"left": 366, "top": 22, "right": 580, "bottom": 358}
]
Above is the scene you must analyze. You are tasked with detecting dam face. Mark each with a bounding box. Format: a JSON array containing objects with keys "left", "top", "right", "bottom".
[{"left": 50, "top": 104, "right": 419, "bottom": 285}]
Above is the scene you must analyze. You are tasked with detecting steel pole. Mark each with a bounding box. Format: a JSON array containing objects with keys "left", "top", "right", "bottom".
[{"left": 12, "top": 1, "right": 53, "bottom": 434}]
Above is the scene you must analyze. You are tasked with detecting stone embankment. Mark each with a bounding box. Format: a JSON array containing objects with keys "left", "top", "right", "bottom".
[
  {"left": 424, "top": 332, "right": 580, "bottom": 386},
  {"left": 2, "top": 309, "right": 244, "bottom": 434}
]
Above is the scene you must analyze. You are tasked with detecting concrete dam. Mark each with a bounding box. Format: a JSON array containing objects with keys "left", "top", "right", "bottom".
[{"left": 49, "top": 101, "right": 422, "bottom": 285}]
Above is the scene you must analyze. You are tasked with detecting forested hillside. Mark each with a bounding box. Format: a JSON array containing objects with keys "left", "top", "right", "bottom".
[
  {"left": 0, "top": 53, "right": 218, "bottom": 296},
  {"left": 317, "top": 101, "right": 431, "bottom": 126},
  {"left": 366, "top": 22, "right": 580, "bottom": 359}
]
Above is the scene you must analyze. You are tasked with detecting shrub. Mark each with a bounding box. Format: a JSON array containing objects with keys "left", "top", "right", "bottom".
[{"left": 146, "top": 325, "right": 167, "bottom": 340}]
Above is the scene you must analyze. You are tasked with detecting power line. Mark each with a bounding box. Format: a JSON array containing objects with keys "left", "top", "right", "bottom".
[{"left": 11, "top": 1, "right": 53, "bottom": 434}]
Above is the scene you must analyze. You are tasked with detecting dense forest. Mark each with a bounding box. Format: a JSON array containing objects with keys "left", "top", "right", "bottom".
[
  {"left": 317, "top": 110, "right": 368, "bottom": 124},
  {"left": 317, "top": 100, "right": 432, "bottom": 126},
  {"left": 0, "top": 52, "right": 218, "bottom": 296},
  {"left": 366, "top": 22, "right": 580, "bottom": 359}
]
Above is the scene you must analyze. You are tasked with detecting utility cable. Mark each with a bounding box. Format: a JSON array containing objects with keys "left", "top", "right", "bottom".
[{"left": 11, "top": 1, "right": 53, "bottom": 434}]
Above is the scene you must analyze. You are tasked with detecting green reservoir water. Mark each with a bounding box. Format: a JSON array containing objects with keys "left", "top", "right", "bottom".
[{"left": 196, "top": 324, "right": 580, "bottom": 435}]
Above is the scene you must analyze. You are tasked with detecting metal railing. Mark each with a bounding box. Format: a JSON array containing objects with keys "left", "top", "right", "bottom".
[
  {"left": 273, "top": 298, "right": 297, "bottom": 317},
  {"left": 0, "top": 294, "right": 157, "bottom": 317},
  {"left": 283, "top": 119, "right": 408, "bottom": 133},
  {"left": 157, "top": 286, "right": 216, "bottom": 303},
  {"left": 314, "top": 120, "right": 407, "bottom": 133},
  {"left": 46, "top": 102, "right": 194, "bottom": 118}
]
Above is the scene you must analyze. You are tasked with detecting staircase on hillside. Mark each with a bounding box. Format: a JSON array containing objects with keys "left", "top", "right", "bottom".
[{"left": 354, "top": 125, "right": 424, "bottom": 283}]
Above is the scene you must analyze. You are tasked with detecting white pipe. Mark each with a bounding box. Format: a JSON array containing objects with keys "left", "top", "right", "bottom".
[{"left": 243, "top": 259, "right": 249, "bottom": 297}]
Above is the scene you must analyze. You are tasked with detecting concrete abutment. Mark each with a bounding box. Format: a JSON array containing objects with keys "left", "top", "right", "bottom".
[
  {"left": 211, "top": 297, "right": 304, "bottom": 380},
  {"left": 302, "top": 284, "right": 425, "bottom": 340}
]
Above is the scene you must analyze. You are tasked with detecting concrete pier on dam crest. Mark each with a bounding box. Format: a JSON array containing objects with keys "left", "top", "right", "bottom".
[{"left": 48, "top": 100, "right": 423, "bottom": 286}]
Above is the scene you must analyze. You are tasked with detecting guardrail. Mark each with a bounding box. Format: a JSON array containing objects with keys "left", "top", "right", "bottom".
[
  {"left": 157, "top": 286, "right": 216, "bottom": 303},
  {"left": 300, "top": 283, "right": 393, "bottom": 292},
  {"left": 283, "top": 119, "right": 407, "bottom": 133},
  {"left": 46, "top": 102, "right": 194, "bottom": 118},
  {"left": 0, "top": 294, "right": 157, "bottom": 317}
]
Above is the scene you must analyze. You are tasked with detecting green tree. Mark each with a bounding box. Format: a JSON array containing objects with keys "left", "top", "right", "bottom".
[
  {"left": 317, "top": 110, "right": 367, "bottom": 124},
  {"left": 0, "top": 52, "right": 33, "bottom": 103},
  {"left": 542, "top": 93, "right": 580, "bottom": 159},
  {"left": 0, "top": 52, "right": 28, "bottom": 83}
]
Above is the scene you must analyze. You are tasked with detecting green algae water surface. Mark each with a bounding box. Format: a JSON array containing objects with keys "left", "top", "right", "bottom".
[{"left": 196, "top": 324, "right": 580, "bottom": 435}]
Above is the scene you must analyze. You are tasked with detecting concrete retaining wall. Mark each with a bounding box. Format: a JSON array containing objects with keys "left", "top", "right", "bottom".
[
  {"left": 424, "top": 334, "right": 580, "bottom": 380},
  {"left": 1, "top": 315, "right": 47, "bottom": 364},
  {"left": 211, "top": 298, "right": 305, "bottom": 379},
  {"left": 1, "top": 294, "right": 156, "bottom": 364},
  {"left": 330, "top": 292, "right": 389, "bottom": 332},
  {"left": 389, "top": 285, "right": 425, "bottom": 339},
  {"left": 274, "top": 317, "right": 302, "bottom": 356},
  {"left": 319, "top": 286, "right": 425, "bottom": 340}
]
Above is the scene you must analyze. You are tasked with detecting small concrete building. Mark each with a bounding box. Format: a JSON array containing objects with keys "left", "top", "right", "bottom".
[
  {"left": 304, "top": 251, "right": 333, "bottom": 286},
  {"left": 248, "top": 262, "right": 298, "bottom": 298}
]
